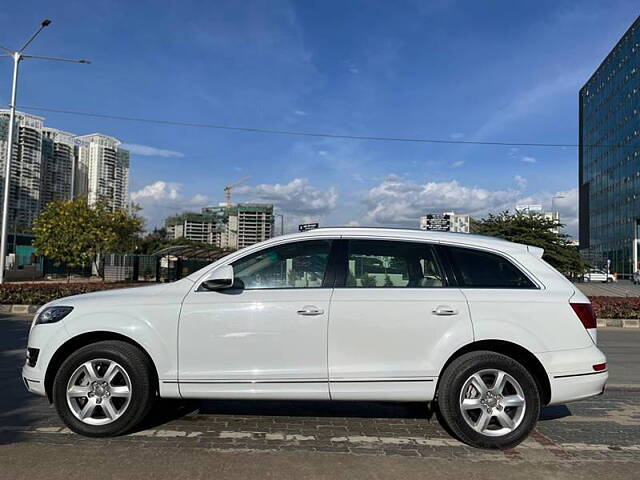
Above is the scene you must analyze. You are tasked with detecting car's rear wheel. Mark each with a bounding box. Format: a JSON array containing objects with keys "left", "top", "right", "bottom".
[
  {"left": 53, "top": 340, "right": 156, "bottom": 437},
  {"left": 436, "top": 351, "right": 540, "bottom": 449}
]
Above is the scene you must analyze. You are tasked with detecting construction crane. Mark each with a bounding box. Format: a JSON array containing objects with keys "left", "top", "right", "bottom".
[{"left": 224, "top": 176, "right": 250, "bottom": 206}]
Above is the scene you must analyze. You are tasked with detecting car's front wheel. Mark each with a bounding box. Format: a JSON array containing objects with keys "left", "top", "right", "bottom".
[
  {"left": 436, "top": 351, "right": 540, "bottom": 449},
  {"left": 53, "top": 340, "right": 156, "bottom": 437}
]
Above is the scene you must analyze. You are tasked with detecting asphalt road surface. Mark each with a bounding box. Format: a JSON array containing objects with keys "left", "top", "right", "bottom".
[
  {"left": 576, "top": 279, "right": 640, "bottom": 298},
  {"left": 1, "top": 313, "right": 639, "bottom": 479}
]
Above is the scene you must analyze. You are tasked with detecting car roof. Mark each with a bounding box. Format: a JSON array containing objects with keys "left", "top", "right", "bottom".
[{"left": 267, "top": 227, "right": 537, "bottom": 255}]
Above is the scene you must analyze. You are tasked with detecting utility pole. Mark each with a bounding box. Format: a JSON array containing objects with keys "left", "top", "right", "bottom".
[{"left": 0, "top": 19, "right": 90, "bottom": 283}]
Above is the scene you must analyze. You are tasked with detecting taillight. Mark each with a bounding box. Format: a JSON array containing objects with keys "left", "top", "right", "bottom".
[
  {"left": 571, "top": 303, "right": 597, "bottom": 330},
  {"left": 593, "top": 362, "right": 607, "bottom": 371}
]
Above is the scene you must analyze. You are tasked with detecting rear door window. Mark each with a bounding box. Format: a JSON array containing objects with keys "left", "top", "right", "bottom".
[
  {"left": 447, "top": 246, "right": 536, "bottom": 289},
  {"left": 344, "top": 240, "right": 445, "bottom": 288}
]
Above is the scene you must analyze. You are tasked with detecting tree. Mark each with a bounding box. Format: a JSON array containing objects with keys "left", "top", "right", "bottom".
[
  {"left": 360, "top": 272, "right": 378, "bottom": 287},
  {"left": 470, "top": 211, "right": 585, "bottom": 275},
  {"left": 33, "top": 198, "right": 143, "bottom": 277}
]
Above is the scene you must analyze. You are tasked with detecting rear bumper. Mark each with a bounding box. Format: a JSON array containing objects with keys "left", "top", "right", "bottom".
[
  {"left": 537, "top": 344, "right": 608, "bottom": 405},
  {"left": 548, "top": 370, "right": 608, "bottom": 405}
]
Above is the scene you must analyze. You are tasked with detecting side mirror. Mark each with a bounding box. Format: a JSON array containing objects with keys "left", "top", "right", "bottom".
[{"left": 201, "top": 265, "right": 234, "bottom": 290}]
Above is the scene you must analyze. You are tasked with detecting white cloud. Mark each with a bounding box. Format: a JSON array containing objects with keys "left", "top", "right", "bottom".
[
  {"left": 450, "top": 132, "right": 465, "bottom": 140},
  {"left": 521, "top": 156, "right": 537, "bottom": 164},
  {"left": 294, "top": 110, "right": 308, "bottom": 116},
  {"left": 359, "top": 176, "right": 578, "bottom": 236},
  {"left": 451, "top": 160, "right": 465, "bottom": 168},
  {"left": 131, "top": 181, "right": 180, "bottom": 201},
  {"left": 237, "top": 178, "right": 337, "bottom": 217},
  {"left": 362, "top": 176, "right": 521, "bottom": 226},
  {"left": 131, "top": 181, "right": 209, "bottom": 229},
  {"left": 514, "top": 175, "right": 527, "bottom": 190},
  {"left": 121, "top": 143, "right": 185, "bottom": 158}
]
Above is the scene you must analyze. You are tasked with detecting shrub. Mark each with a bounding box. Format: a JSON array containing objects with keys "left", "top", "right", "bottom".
[
  {"left": 590, "top": 296, "right": 640, "bottom": 319},
  {"left": 0, "top": 282, "right": 144, "bottom": 306}
]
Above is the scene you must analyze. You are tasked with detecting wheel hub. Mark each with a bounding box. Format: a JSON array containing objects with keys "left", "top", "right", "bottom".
[
  {"left": 481, "top": 391, "right": 502, "bottom": 411},
  {"left": 89, "top": 381, "right": 111, "bottom": 399}
]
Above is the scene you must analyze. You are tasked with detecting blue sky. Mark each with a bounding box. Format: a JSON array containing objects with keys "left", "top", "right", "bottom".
[{"left": 1, "top": 1, "right": 638, "bottom": 235}]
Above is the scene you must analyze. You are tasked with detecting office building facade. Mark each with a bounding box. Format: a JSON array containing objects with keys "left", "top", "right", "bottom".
[{"left": 579, "top": 15, "right": 640, "bottom": 276}]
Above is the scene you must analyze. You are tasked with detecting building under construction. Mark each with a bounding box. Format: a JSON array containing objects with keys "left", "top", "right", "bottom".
[{"left": 165, "top": 203, "right": 275, "bottom": 250}]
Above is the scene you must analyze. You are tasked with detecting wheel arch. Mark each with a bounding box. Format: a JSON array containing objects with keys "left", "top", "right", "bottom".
[
  {"left": 44, "top": 331, "right": 159, "bottom": 403},
  {"left": 437, "top": 340, "right": 551, "bottom": 405}
]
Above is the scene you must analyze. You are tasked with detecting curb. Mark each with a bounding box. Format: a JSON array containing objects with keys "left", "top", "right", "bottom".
[
  {"left": 597, "top": 318, "right": 640, "bottom": 328},
  {"left": 0, "top": 304, "right": 40, "bottom": 314},
  {"left": 605, "top": 384, "right": 640, "bottom": 391}
]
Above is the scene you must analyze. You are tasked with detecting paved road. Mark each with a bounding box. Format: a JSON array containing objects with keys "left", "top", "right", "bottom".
[
  {"left": 599, "top": 328, "right": 640, "bottom": 386},
  {"left": 1, "top": 313, "right": 639, "bottom": 479},
  {"left": 576, "top": 280, "right": 640, "bottom": 297}
]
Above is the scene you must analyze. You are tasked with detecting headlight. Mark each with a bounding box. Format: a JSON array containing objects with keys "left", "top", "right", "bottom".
[{"left": 35, "top": 306, "right": 74, "bottom": 325}]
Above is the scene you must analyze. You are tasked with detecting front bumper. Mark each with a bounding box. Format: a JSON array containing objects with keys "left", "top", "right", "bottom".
[{"left": 22, "top": 364, "right": 46, "bottom": 396}]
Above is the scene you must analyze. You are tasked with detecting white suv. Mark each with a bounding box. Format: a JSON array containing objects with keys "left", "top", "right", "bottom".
[{"left": 23, "top": 228, "right": 607, "bottom": 449}]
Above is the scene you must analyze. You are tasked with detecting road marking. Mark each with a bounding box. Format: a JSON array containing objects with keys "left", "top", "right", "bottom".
[{"left": 2, "top": 426, "right": 639, "bottom": 454}]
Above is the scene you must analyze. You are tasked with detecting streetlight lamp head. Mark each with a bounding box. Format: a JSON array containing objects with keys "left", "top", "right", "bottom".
[
  {"left": 41, "top": 19, "right": 52, "bottom": 27},
  {"left": 78, "top": 59, "right": 91, "bottom": 64}
]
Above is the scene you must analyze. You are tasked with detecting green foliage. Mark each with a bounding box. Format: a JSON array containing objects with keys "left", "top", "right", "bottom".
[
  {"left": 360, "top": 272, "right": 377, "bottom": 287},
  {"left": 471, "top": 211, "right": 585, "bottom": 274},
  {"left": 33, "top": 199, "right": 144, "bottom": 274},
  {"left": 0, "top": 282, "right": 141, "bottom": 305}
]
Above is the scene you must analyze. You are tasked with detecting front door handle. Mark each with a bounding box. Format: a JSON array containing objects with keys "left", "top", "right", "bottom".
[
  {"left": 297, "top": 305, "right": 324, "bottom": 316},
  {"left": 432, "top": 305, "right": 458, "bottom": 316}
]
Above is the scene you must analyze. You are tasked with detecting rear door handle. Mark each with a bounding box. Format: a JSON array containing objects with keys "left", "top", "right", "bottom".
[
  {"left": 432, "top": 305, "right": 458, "bottom": 316},
  {"left": 297, "top": 305, "right": 324, "bottom": 316}
]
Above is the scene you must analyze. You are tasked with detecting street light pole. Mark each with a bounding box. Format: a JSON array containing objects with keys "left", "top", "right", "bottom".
[
  {"left": 0, "top": 53, "right": 21, "bottom": 283},
  {"left": 0, "top": 19, "right": 90, "bottom": 284}
]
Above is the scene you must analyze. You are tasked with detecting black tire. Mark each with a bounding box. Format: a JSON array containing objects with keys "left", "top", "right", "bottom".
[
  {"left": 436, "top": 351, "right": 540, "bottom": 449},
  {"left": 53, "top": 340, "right": 156, "bottom": 437}
]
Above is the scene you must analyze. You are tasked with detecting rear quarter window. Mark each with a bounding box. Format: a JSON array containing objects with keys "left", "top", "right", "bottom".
[{"left": 447, "top": 246, "right": 537, "bottom": 289}]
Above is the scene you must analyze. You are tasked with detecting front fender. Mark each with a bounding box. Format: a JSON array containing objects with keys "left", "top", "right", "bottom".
[{"left": 62, "top": 306, "right": 180, "bottom": 383}]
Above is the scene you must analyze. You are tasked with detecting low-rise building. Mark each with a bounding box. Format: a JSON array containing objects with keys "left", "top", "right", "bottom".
[{"left": 515, "top": 204, "right": 560, "bottom": 233}]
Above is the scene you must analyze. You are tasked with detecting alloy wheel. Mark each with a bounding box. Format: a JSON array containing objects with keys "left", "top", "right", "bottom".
[
  {"left": 459, "top": 368, "right": 526, "bottom": 437},
  {"left": 66, "top": 358, "right": 132, "bottom": 425}
]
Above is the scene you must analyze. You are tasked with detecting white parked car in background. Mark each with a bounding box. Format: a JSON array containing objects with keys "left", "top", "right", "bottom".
[
  {"left": 583, "top": 269, "right": 616, "bottom": 283},
  {"left": 23, "top": 228, "right": 607, "bottom": 449}
]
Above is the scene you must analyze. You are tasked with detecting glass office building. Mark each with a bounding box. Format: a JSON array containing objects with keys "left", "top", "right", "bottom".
[{"left": 579, "top": 15, "right": 640, "bottom": 277}]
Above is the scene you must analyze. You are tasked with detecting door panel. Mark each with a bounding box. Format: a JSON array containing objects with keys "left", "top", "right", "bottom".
[
  {"left": 328, "top": 239, "right": 473, "bottom": 401},
  {"left": 179, "top": 289, "right": 331, "bottom": 399},
  {"left": 178, "top": 239, "right": 334, "bottom": 399}
]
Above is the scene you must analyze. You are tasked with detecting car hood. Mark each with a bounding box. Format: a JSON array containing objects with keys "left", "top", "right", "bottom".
[{"left": 46, "top": 279, "right": 193, "bottom": 309}]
